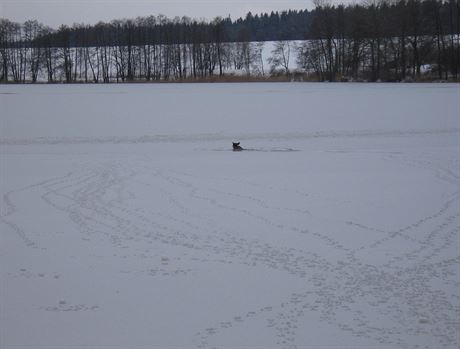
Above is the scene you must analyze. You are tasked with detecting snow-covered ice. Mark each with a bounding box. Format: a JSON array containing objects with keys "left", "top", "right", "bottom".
[{"left": 1, "top": 82, "right": 459, "bottom": 349}]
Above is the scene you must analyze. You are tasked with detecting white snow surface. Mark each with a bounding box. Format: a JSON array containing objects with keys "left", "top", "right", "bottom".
[{"left": 1, "top": 82, "right": 459, "bottom": 349}]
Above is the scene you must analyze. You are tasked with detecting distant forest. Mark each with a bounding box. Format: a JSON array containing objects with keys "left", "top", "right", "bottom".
[{"left": 1, "top": 0, "right": 459, "bottom": 82}]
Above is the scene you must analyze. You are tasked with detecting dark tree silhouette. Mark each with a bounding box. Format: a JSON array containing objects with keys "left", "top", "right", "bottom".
[{"left": 0, "top": 0, "right": 458, "bottom": 83}]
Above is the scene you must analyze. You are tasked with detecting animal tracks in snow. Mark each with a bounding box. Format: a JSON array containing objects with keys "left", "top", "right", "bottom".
[{"left": 2, "top": 140, "right": 459, "bottom": 349}]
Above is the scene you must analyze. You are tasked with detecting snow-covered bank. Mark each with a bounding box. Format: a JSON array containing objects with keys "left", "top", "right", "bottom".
[{"left": 1, "top": 83, "right": 459, "bottom": 349}]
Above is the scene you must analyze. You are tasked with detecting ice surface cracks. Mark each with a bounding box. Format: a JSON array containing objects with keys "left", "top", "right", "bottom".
[{"left": 2, "top": 152, "right": 459, "bottom": 349}]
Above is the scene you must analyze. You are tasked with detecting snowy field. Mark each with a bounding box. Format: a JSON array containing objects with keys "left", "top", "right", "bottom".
[{"left": 1, "top": 83, "right": 459, "bottom": 349}]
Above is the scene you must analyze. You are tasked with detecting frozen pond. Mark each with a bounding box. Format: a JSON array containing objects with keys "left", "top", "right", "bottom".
[{"left": 1, "top": 83, "right": 459, "bottom": 348}]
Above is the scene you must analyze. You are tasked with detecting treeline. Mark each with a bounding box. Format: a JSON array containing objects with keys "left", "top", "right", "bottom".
[
  {"left": 299, "top": 0, "right": 459, "bottom": 81},
  {"left": 0, "top": 0, "right": 459, "bottom": 83},
  {"left": 1, "top": 9, "right": 314, "bottom": 49},
  {"left": 0, "top": 17, "right": 270, "bottom": 82}
]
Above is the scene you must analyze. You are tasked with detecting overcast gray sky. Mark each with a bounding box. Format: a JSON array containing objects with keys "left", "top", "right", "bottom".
[{"left": 0, "top": 0, "right": 357, "bottom": 28}]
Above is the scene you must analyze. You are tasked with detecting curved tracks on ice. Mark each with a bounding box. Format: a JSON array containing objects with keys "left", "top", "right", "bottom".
[{"left": 1, "top": 151, "right": 459, "bottom": 349}]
